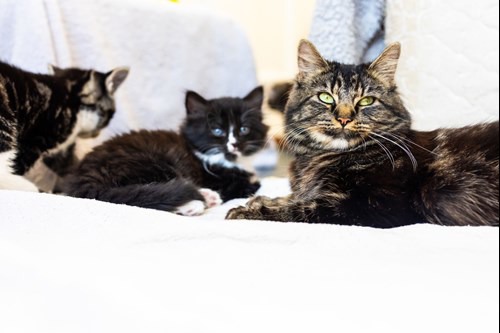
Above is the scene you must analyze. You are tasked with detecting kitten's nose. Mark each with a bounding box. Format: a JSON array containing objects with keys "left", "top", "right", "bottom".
[
  {"left": 337, "top": 117, "right": 352, "bottom": 127},
  {"left": 227, "top": 143, "right": 238, "bottom": 153}
]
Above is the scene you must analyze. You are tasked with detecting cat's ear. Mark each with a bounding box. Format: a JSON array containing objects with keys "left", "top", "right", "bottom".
[
  {"left": 297, "top": 39, "right": 329, "bottom": 76},
  {"left": 243, "top": 86, "right": 264, "bottom": 111},
  {"left": 47, "top": 64, "right": 63, "bottom": 75},
  {"left": 185, "top": 91, "right": 208, "bottom": 117},
  {"left": 105, "top": 67, "right": 129, "bottom": 95},
  {"left": 368, "top": 42, "right": 401, "bottom": 86}
]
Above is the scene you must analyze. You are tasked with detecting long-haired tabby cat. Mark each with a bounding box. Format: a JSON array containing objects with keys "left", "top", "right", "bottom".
[
  {"left": 226, "top": 40, "right": 499, "bottom": 227},
  {"left": 62, "top": 87, "right": 268, "bottom": 216},
  {"left": 0, "top": 61, "right": 129, "bottom": 191}
]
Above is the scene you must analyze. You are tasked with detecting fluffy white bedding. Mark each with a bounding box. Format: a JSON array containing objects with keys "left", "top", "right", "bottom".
[{"left": 1, "top": 177, "right": 499, "bottom": 333}]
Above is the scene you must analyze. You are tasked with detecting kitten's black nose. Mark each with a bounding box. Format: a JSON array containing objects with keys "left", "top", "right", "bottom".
[{"left": 337, "top": 118, "right": 352, "bottom": 127}]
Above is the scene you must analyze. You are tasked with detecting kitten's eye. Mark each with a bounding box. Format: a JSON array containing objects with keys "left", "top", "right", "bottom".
[
  {"left": 318, "top": 92, "right": 335, "bottom": 105},
  {"left": 211, "top": 128, "right": 225, "bottom": 137},
  {"left": 239, "top": 126, "right": 250, "bottom": 136},
  {"left": 357, "top": 96, "right": 376, "bottom": 107}
]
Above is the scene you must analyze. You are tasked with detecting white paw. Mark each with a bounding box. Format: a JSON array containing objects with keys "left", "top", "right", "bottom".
[
  {"left": 175, "top": 200, "right": 205, "bottom": 216},
  {"left": 199, "top": 188, "right": 223, "bottom": 208}
]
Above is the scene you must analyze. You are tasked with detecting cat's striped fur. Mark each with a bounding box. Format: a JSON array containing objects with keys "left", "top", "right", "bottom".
[
  {"left": 227, "top": 40, "right": 499, "bottom": 227},
  {"left": 0, "top": 61, "right": 128, "bottom": 191}
]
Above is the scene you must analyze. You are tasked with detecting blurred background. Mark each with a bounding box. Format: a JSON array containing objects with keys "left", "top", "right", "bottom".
[{"left": 180, "top": 0, "right": 316, "bottom": 83}]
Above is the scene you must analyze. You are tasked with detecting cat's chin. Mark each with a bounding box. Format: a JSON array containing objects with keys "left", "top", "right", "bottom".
[
  {"left": 327, "top": 138, "right": 351, "bottom": 151},
  {"left": 225, "top": 152, "right": 239, "bottom": 161}
]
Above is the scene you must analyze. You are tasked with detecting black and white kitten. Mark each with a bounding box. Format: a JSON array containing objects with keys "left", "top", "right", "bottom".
[
  {"left": 0, "top": 61, "right": 129, "bottom": 191},
  {"left": 63, "top": 87, "right": 269, "bottom": 216}
]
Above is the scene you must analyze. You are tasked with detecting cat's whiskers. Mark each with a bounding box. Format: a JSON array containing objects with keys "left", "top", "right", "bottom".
[
  {"left": 198, "top": 144, "right": 223, "bottom": 155},
  {"left": 260, "top": 122, "right": 298, "bottom": 152},
  {"left": 244, "top": 139, "right": 268, "bottom": 145},
  {"left": 371, "top": 132, "right": 418, "bottom": 171},
  {"left": 282, "top": 125, "right": 312, "bottom": 153},
  {"left": 200, "top": 159, "right": 220, "bottom": 178},
  {"left": 388, "top": 132, "right": 438, "bottom": 156},
  {"left": 367, "top": 134, "right": 396, "bottom": 170},
  {"left": 358, "top": 132, "right": 369, "bottom": 152},
  {"left": 205, "top": 147, "right": 224, "bottom": 155}
]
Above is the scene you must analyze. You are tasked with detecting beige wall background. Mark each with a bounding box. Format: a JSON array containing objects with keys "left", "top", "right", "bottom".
[{"left": 182, "top": 0, "right": 316, "bottom": 83}]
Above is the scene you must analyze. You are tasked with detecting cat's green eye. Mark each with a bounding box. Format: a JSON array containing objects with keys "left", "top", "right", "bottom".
[
  {"left": 212, "top": 128, "right": 225, "bottom": 137},
  {"left": 318, "top": 92, "right": 335, "bottom": 105},
  {"left": 240, "top": 126, "right": 250, "bottom": 136},
  {"left": 357, "top": 96, "right": 376, "bottom": 107}
]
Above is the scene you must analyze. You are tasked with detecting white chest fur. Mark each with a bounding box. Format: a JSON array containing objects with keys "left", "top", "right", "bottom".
[{"left": 195, "top": 152, "right": 240, "bottom": 169}]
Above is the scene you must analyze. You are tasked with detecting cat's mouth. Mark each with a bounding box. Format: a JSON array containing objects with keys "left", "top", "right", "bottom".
[{"left": 225, "top": 152, "right": 238, "bottom": 161}]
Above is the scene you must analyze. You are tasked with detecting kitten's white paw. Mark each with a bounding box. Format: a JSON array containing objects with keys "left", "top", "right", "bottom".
[
  {"left": 176, "top": 200, "right": 205, "bottom": 216},
  {"left": 199, "top": 188, "right": 222, "bottom": 208}
]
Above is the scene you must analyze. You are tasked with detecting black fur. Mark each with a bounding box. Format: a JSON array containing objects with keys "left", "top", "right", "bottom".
[
  {"left": 63, "top": 87, "right": 269, "bottom": 213},
  {"left": 0, "top": 61, "right": 128, "bottom": 185}
]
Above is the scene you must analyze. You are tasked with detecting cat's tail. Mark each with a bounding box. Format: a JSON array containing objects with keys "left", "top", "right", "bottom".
[{"left": 63, "top": 178, "right": 217, "bottom": 214}]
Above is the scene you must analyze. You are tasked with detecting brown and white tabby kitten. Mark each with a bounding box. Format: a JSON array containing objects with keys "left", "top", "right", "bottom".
[
  {"left": 0, "top": 61, "right": 129, "bottom": 191},
  {"left": 62, "top": 87, "right": 268, "bottom": 216},
  {"left": 227, "top": 40, "right": 499, "bottom": 228}
]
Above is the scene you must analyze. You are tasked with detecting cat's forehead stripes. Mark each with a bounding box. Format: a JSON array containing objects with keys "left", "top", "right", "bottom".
[{"left": 326, "top": 67, "right": 366, "bottom": 102}]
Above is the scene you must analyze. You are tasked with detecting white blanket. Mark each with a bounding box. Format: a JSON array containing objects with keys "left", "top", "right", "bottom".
[{"left": 1, "top": 177, "right": 498, "bottom": 333}]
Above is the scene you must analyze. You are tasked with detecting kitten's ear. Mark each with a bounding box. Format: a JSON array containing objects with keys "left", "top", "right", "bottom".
[
  {"left": 185, "top": 91, "right": 208, "bottom": 117},
  {"left": 105, "top": 67, "right": 130, "bottom": 95},
  {"left": 243, "top": 86, "right": 264, "bottom": 111},
  {"left": 47, "top": 64, "right": 63, "bottom": 75},
  {"left": 368, "top": 42, "right": 401, "bottom": 86},
  {"left": 298, "top": 39, "right": 329, "bottom": 76}
]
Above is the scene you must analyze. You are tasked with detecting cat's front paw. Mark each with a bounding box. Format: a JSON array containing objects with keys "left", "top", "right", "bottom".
[
  {"left": 226, "top": 195, "right": 292, "bottom": 221},
  {"left": 225, "top": 205, "right": 263, "bottom": 220},
  {"left": 246, "top": 195, "right": 274, "bottom": 209},
  {"left": 225, "top": 195, "right": 269, "bottom": 220}
]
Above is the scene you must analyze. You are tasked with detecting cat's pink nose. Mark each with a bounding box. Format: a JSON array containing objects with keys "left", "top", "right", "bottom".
[{"left": 337, "top": 118, "right": 352, "bottom": 127}]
